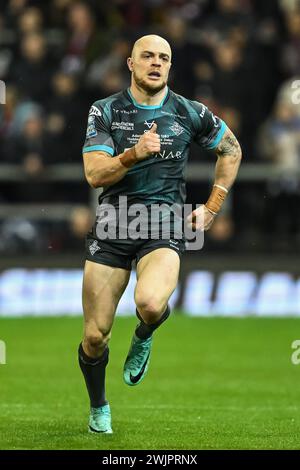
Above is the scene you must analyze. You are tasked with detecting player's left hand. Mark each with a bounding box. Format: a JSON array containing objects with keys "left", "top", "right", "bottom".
[{"left": 187, "top": 205, "right": 216, "bottom": 231}]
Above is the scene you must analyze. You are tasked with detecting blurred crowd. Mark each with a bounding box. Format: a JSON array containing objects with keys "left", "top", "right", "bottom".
[{"left": 1, "top": 0, "right": 300, "bottom": 255}]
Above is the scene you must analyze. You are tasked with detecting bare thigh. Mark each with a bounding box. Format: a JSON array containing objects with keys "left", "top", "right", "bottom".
[
  {"left": 134, "top": 248, "right": 180, "bottom": 324},
  {"left": 82, "top": 260, "right": 130, "bottom": 357}
]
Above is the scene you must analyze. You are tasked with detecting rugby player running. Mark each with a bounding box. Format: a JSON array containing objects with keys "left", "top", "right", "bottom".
[{"left": 79, "top": 35, "right": 242, "bottom": 434}]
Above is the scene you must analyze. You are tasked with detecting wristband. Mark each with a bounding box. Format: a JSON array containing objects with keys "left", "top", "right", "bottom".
[
  {"left": 119, "top": 146, "right": 138, "bottom": 168},
  {"left": 213, "top": 184, "right": 228, "bottom": 193},
  {"left": 205, "top": 184, "right": 228, "bottom": 214}
]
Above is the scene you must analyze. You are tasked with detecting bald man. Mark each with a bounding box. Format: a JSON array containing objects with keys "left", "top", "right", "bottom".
[{"left": 79, "top": 35, "right": 241, "bottom": 434}]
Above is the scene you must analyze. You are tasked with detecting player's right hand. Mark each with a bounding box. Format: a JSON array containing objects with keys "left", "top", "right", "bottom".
[{"left": 134, "top": 123, "right": 161, "bottom": 160}]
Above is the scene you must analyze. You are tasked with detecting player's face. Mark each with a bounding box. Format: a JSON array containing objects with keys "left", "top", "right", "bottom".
[{"left": 129, "top": 47, "right": 172, "bottom": 95}]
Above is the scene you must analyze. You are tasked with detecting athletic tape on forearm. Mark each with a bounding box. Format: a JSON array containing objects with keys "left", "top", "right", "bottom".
[
  {"left": 119, "top": 146, "right": 138, "bottom": 168},
  {"left": 205, "top": 184, "right": 228, "bottom": 215}
]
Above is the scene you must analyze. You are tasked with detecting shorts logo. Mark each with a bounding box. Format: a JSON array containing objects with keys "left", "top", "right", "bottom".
[
  {"left": 169, "top": 239, "right": 180, "bottom": 250},
  {"left": 169, "top": 122, "right": 184, "bottom": 136},
  {"left": 89, "top": 240, "right": 101, "bottom": 255},
  {"left": 89, "top": 105, "right": 102, "bottom": 117}
]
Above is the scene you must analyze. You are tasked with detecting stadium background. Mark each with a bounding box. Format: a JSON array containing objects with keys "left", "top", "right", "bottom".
[{"left": 1, "top": 0, "right": 300, "bottom": 451}]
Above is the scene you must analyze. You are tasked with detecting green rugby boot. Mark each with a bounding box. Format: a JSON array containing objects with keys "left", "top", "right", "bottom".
[
  {"left": 88, "top": 403, "right": 113, "bottom": 434},
  {"left": 123, "top": 334, "right": 153, "bottom": 386}
]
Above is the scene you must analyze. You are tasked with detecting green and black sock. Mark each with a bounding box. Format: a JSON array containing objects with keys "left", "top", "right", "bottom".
[{"left": 135, "top": 305, "right": 171, "bottom": 340}]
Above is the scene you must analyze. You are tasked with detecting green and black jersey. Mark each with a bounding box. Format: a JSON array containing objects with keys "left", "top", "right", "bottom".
[{"left": 83, "top": 87, "right": 227, "bottom": 208}]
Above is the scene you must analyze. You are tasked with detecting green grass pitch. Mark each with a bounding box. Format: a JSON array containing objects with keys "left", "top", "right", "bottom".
[{"left": 0, "top": 314, "right": 300, "bottom": 450}]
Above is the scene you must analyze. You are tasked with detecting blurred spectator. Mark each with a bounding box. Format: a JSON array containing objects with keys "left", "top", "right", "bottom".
[
  {"left": 7, "top": 101, "right": 43, "bottom": 137},
  {"left": 17, "top": 6, "right": 43, "bottom": 34},
  {"left": 67, "top": 205, "right": 93, "bottom": 250},
  {"left": 5, "top": 0, "right": 29, "bottom": 29},
  {"left": 219, "top": 106, "right": 241, "bottom": 136},
  {"left": 162, "top": 15, "right": 194, "bottom": 94},
  {"left": 211, "top": 41, "right": 248, "bottom": 112},
  {"left": 4, "top": 104, "right": 65, "bottom": 173},
  {"left": 0, "top": 217, "right": 43, "bottom": 254},
  {"left": 281, "top": 10, "right": 300, "bottom": 76},
  {"left": 8, "top": 32, "right": 55, "bottom": 101},
  {"left": 109, "top": 0, "right": 145, "bottom": 30},
  {"left": 86, "top": 38, "right": 131, "bottom": 95},
  {"left": 279, "top": 0, "right": 300, "bottom": 13},
  {"left": 48, "top": 0, "right": 74, "bottom": 28},
  {"left": 46, "top": 71, "right": 87, "bottom": 161},
  {"left": 62, "top": 1, "right": 110, "bottom": 74},
  {"left": 0, "top": 13, "right": 5, "bottom": 32},
  {"left": 0, "top": 85, "right": 19, "bottom": 139},
  {"left": 205, "top": 213, "right": 236, "bottom": 252},
  {"left": 277, "top": 77, "right": 300, "bottom": 116},
  {"left": 203, "top": 0, "right": 254, "bottom": 41},
  {"left": 259, "top": 96, "right": 300, "bottom": 169},
  {"left": 258, "top": 87, "right": 300, "bottom": 247},
  {"left": 49, "top": 205, "right": 94, "bottom": 252}
]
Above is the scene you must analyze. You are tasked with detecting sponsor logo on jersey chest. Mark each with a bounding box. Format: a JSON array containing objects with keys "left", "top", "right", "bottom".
[{"left": 111, "top": 121, "right": 134, "bottom": 131}]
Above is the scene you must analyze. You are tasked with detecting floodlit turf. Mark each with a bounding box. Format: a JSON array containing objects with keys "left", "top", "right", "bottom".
[{"left": 0, "top": 314, "right": 300, "bottom": 450}]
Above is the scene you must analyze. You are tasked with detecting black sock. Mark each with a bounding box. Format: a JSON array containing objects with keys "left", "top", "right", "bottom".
[
  {"left": 78, "top": 343, "right": 109, "bottom": 408},
  {"left": 135, "top": 305, "right": 171, "bottom": 340}
]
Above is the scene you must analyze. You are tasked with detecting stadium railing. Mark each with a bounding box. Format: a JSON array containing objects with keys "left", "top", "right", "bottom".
[{"left": 0, "top": 163, "right": 295, "bottom": 218}]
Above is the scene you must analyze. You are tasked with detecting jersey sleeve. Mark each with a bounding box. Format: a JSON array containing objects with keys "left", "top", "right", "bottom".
[
  {"left": 82, "top": 103, "right": 115, "bottom": 156},
  {"left": 191, "top": 101, "right": 227, "bottom": 150}
]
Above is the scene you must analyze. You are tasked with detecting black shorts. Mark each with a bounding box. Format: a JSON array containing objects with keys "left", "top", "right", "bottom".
[{"left": 85, "top": 233, "right": 186, "bottom": 271}]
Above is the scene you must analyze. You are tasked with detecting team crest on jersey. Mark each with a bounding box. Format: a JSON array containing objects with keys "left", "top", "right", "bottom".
[
  {"left": 144, "top": 120, "right": 155, "bottom": 129},
  {"left": 89, "top": 105, "right": 102, "bottom": 117},
  {"left": 89, "top": 240, "right": 101, "bottom": 255},
  {"left": 169, "top": 122, "right": 184, "bottom": 136}
]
